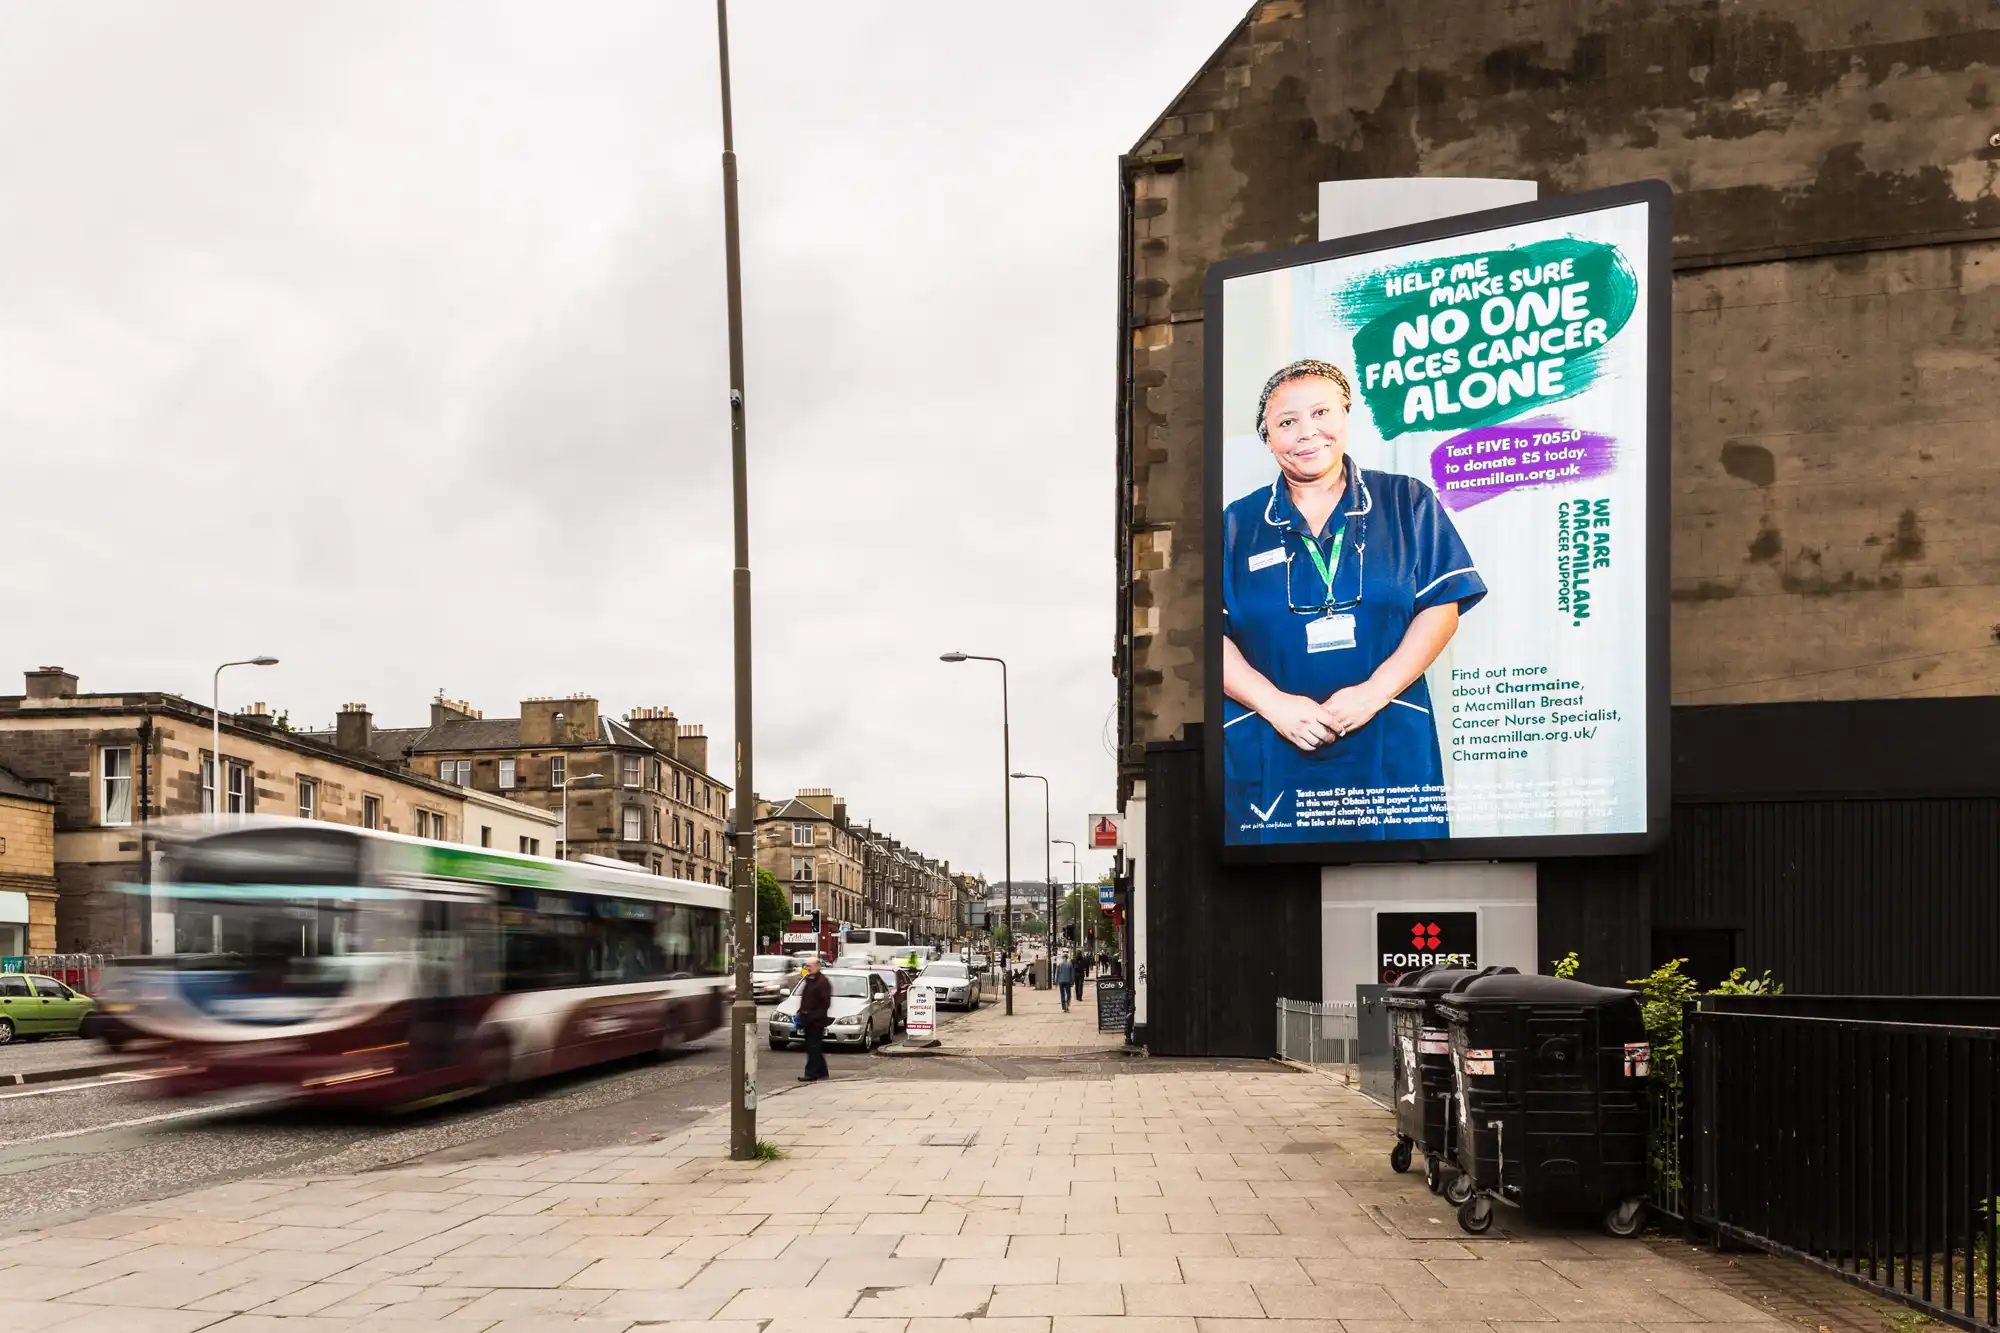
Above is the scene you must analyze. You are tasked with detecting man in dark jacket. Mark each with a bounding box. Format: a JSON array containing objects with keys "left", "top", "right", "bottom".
[{"left": 796, "top": 959, "right": 832, "bottom": 1082}]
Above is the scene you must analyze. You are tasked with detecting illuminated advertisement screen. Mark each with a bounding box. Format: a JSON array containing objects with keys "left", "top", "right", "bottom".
[{"left": 1205, "top": 183, "right": 1670, "bottom": 863}]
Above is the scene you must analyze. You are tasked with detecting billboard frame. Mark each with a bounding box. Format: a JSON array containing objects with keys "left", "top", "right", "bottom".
[{"left": 1202, "top": 179, "right": 1672, "bottom": 867}]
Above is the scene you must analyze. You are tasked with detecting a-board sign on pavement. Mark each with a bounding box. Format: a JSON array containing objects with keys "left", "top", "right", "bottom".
[{"left": 907, "top": 984, "right": 936, "bottom": 1039}]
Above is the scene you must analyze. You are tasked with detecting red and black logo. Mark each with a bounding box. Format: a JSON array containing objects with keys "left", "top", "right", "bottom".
[{"left": 1377, "top": 911, "right": 1479, "bottom": 982}]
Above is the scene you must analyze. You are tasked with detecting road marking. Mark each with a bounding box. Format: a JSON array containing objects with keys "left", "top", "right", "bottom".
[
  {"left": 0, "top": 1070, "right": 163, "bottom": 1101},
  {"left": 0, "top": 1096, "right": 274, "bottom": 1147}
]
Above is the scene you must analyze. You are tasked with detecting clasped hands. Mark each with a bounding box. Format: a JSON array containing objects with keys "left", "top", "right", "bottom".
[{"left": 1261, "top": 681, "right": 1391, "bottom": 752}]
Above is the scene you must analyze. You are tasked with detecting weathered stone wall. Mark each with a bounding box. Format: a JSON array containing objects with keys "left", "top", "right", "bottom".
[
  {"left": 1119, "top": 0, "right": 2000, "bottom": 755},
  {"left": 0, "top": 791, "right": 58, "bottom": 952}
]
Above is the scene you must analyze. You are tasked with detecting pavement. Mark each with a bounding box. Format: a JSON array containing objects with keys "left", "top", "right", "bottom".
[
  {"left": 0, "top": 984, "right": 1843, "bottom": 1333},
  {"left": 903, "top": 972, "right": 1131, "bottom": 1058}
]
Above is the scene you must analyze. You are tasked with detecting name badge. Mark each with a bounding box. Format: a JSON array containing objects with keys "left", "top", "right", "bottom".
[
  {"left": 1305, "top": 612, "right": 1356, "bottom": 654},
  {"left": 1247, "top": 548, "right": 1285, "bottom": 573}
]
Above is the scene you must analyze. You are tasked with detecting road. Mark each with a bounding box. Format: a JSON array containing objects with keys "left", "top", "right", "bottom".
[{"left": 0, "top": 1006, "right": 963, "bottom": 1238}]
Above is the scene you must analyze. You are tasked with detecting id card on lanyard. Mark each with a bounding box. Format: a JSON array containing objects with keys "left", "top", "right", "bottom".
[{"left": 1301, "top": 527, "right": 1355, "bottom": 654}]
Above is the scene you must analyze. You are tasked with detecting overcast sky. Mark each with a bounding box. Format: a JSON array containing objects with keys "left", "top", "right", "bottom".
[{"left": 1, "top": 1, "right": 1245, "bottom": 883}]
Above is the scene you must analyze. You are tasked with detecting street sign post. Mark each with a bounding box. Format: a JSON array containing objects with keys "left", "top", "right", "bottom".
[{"left": 1089, "top": 813, "right": 1121, "bottom": 850}]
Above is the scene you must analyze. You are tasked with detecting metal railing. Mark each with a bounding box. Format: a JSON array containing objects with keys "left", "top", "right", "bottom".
[
  {"left": 1275, "top": 998, "right": 1357, "bottom": 1084},
  {"left": 1689, "top": 1008, "right": 1998, "bottom": 1332},
  {"left": 0, "top": 953, "right": 111, "bottom": 991}
]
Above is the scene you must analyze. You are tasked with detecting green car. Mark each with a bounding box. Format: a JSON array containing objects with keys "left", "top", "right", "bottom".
[{"left": 0, "top": 973, "right": 98, "bottom": 1044}]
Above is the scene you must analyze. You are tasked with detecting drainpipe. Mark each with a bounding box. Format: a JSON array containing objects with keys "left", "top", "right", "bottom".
[
  {"left": 1115, "top": 153, "right": 1138, "bottom": 803},
  {"left": 138, "top": 716, "right": 153, "bottom": 954}
]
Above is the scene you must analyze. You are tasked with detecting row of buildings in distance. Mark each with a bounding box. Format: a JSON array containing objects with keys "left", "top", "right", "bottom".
[
  {"left": 754, "top": 788, "right": 975, "bottom": 949},
  {"left": 0, "top": 665, "right": 974, "bottom": 957}
]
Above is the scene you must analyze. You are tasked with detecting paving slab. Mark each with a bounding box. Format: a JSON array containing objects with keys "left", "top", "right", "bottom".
[{"left": 0, "top": 1019, "right": 1918, "bottom": 1332}]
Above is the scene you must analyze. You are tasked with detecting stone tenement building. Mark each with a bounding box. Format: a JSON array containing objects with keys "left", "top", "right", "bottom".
[
  {"left": 1115, "top": 0, "right": 2000, "bottom": 769},
  {"left": 327, "top": 695, "right": 731, "bottom": 884},
  {"left": 756, "top": 790, "right": 866, "bottom": 925},
  {"left": 0, "top": 764, "right": 57, "bottom": 956},
  {"left": 754, "top": 789, "right": 963, "bottom": 945},
  {"left": 0, "top": 667, "right": 545, "bottom": 954}
]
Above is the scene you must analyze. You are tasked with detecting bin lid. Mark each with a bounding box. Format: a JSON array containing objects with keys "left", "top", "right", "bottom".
[
  {"left": 1447, "top": 972, "right": 1639, "bottom": 1007},
  {"left": 1384, "top": 966, "right": 1487, "bottom": 1003}
]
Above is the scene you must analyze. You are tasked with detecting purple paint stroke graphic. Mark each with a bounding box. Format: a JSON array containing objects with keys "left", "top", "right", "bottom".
[{"left": 1428, "top": 416, "right": 1617, "bottom": 511}]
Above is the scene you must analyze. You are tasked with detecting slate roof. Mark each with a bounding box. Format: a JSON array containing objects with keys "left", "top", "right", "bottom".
[
  {"left": 299, "top": 714, "right": 700, "bottom": 767},
  {"left": 763, "top": 796, "right": 829, "bottom": 822},
  {"left": 0, "top": 763, "right": 51, "bottom": 801}
]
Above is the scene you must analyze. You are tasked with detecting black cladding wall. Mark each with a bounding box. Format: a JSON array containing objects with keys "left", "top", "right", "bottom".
[
  {"left": 1142, "top": 735, "right": 1319, "bottom": 1058},
  {"left": 1147, "top": 698, "right": 2000, "bottom": 1058},
  {"left": 1541, "top": 698, "right": 2000, "bottom": 996}
]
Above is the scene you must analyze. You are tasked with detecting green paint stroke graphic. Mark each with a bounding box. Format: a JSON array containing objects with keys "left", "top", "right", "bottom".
[{"left": 1332, "top": 236, "right": 1637, "bottom": 440}]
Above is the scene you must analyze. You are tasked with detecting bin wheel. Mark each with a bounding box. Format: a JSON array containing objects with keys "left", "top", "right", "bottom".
[
  {"left": 1389, "top": 1140, "right": 1413, "bottom": 1174},
  {"left": 1457, "top": 1195, "right": 1495, "bottom": 1234},
  {"left": 1602, "top": 1197, "right": 1646, "bottom": 1238},
  {"left": 1424, "top": 1155, "right": 1443, "bottom": 1194},
  {"left": 1444, "top": 1171, "right": 1475, "bottom": 1205}
]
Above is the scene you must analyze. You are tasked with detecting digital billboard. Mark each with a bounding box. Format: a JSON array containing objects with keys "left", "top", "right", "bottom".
[{"left": 1205, "top": 182, "right": 1670, "bottom": 863}]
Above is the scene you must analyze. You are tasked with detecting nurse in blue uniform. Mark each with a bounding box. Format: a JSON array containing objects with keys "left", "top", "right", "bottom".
[{"left": 1221, "top": 359, "right": 1486, "bottom": 845}]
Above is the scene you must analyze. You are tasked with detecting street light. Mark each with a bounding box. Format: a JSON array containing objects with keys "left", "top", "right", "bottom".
[
  {"left": 941, "top": 651, "right": 1013, "bottom": 1016},
  {"left": 1052, "top": 838, "right": 1080, "bottom": 964},
  {"left": 212, "top": 656, "right": 278, "bottom": 820},
  {"left": 561, "top": 771, "right": 608, "bottom": 859},
  {"left": 1011, "top": 771, "right": 1050, "bottom": 989},
  {"left": 716, "top": 0, "right": 760, "bottom": 1162}
]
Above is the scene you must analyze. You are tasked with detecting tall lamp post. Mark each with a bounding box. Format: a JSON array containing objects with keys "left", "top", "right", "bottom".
[
  {"left": 1011, "top": 772, "right": 1050, "bottom": 989},
  {"left": 211, "top": 656, "right": 278, "bottom": 820},
  {"left": 560, "top": 771, "right": 608, "bottom": 859},
  {"left": 940, "top": 652, "right": 1012, "bottom": 1015},
  {"left": 715, "top": 0, "right": 759, "bottom": 1162},
  {"left": 1052, "top": 838, "right": 1080, "bottom": 961}
]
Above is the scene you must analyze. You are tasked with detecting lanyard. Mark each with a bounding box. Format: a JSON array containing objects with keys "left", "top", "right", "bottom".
[{"left": 1298, "top": 522, "right": 1346, "bottom": 605}]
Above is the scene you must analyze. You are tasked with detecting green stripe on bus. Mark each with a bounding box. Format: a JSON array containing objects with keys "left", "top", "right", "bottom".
[{"left": 417, "top": 844, "right": 562, "bottom": 888}]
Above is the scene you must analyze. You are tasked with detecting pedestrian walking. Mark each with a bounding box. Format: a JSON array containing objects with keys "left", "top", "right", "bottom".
[
  {"left": 1056, "top": 953, "right": 1075, "bottom": 1011},
  {"left": 796, "top": 958, "right": 832, "bottom": 1082},
  {"left": 1076, "top": 950, "right": 1090, "bottom": 995}
]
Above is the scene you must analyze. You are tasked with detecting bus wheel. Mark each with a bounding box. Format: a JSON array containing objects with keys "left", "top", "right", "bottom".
[
  {"left": 654, "top": 1008, "right": 681, "bottom": 1060},
  {"left": 472, "top": 1034, "right": 512, "bottom": 1102}
]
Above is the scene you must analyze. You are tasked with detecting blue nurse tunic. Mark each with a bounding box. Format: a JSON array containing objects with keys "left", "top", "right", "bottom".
[{"left": 1221, "top": 457, "right": 1485, "bottom": 845}]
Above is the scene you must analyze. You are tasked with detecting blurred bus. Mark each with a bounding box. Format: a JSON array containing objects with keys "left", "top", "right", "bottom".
[{"left": 103, "top": 819, "right": 728, "bottom": 1107}]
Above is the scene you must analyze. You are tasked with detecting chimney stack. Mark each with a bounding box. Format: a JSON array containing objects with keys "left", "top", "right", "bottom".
[
  {"left": 623, "top": 706, "right": 680, "bottom": 756},
  {"left": 335, "top": 703, "right": 373, "bottom": 755},
  {"left": 676, "top": 723, "right": 709, "bottom": 775},
  {"left": 521, "top": 694, "right": 597, "bottom": 747},
  {"left": 238, "top": 701, "right": 274, "bottom": 731},
  {"left": 24, "top": 667, "right": 78, "bottom": 700},
  {"left": 431, "top": 695, "right": 481, "bottom": 726}
]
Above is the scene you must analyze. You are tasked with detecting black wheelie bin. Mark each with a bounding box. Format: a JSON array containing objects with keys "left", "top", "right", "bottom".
[
  {"left": 1437, "top": 972, "right": 1652, "bottom": 1237},
  {"left": 1384, "top": 965, "right": 1513, "bottom": 1199}
]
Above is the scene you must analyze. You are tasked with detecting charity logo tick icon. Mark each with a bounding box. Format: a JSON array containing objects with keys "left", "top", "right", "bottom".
[{"left": 1411, "top": 922, "right": 1442, "bottom": 950}]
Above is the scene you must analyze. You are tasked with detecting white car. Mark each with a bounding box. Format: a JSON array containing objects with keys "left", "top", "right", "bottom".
[
  {"left": 918, "top": 961, "right": 982, "bottom": 1010},
  {"left": 767, "top": 969, "right": 897, "bottom": 1051}
]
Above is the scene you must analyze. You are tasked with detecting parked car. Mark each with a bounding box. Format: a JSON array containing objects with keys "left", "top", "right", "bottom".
[
  {"left": 868, "top": 966, "right": 919, "bottom": 1032},
  {"left": 752, "top": 954, "right": 802, "bottom": 1004},
  {"left": 918, "top": 960, "right": 982, "bottom": 1011},
  {"left": 0, "top": 973, "right": 98, "bottom": 1044},
  {"left": 767, "top": 968, "right": 897, "bottom": 1051}
]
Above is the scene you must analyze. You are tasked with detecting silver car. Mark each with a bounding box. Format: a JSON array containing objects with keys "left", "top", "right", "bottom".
[
  {"left": 751, "top": 953, "right": 801, "bottom": 1004},
  {"left": 767, "top": 969, "right": 897, "bottom": 1051},
  {"left": 917, "top": 961, "right": 982, "bottom": 1010}
]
